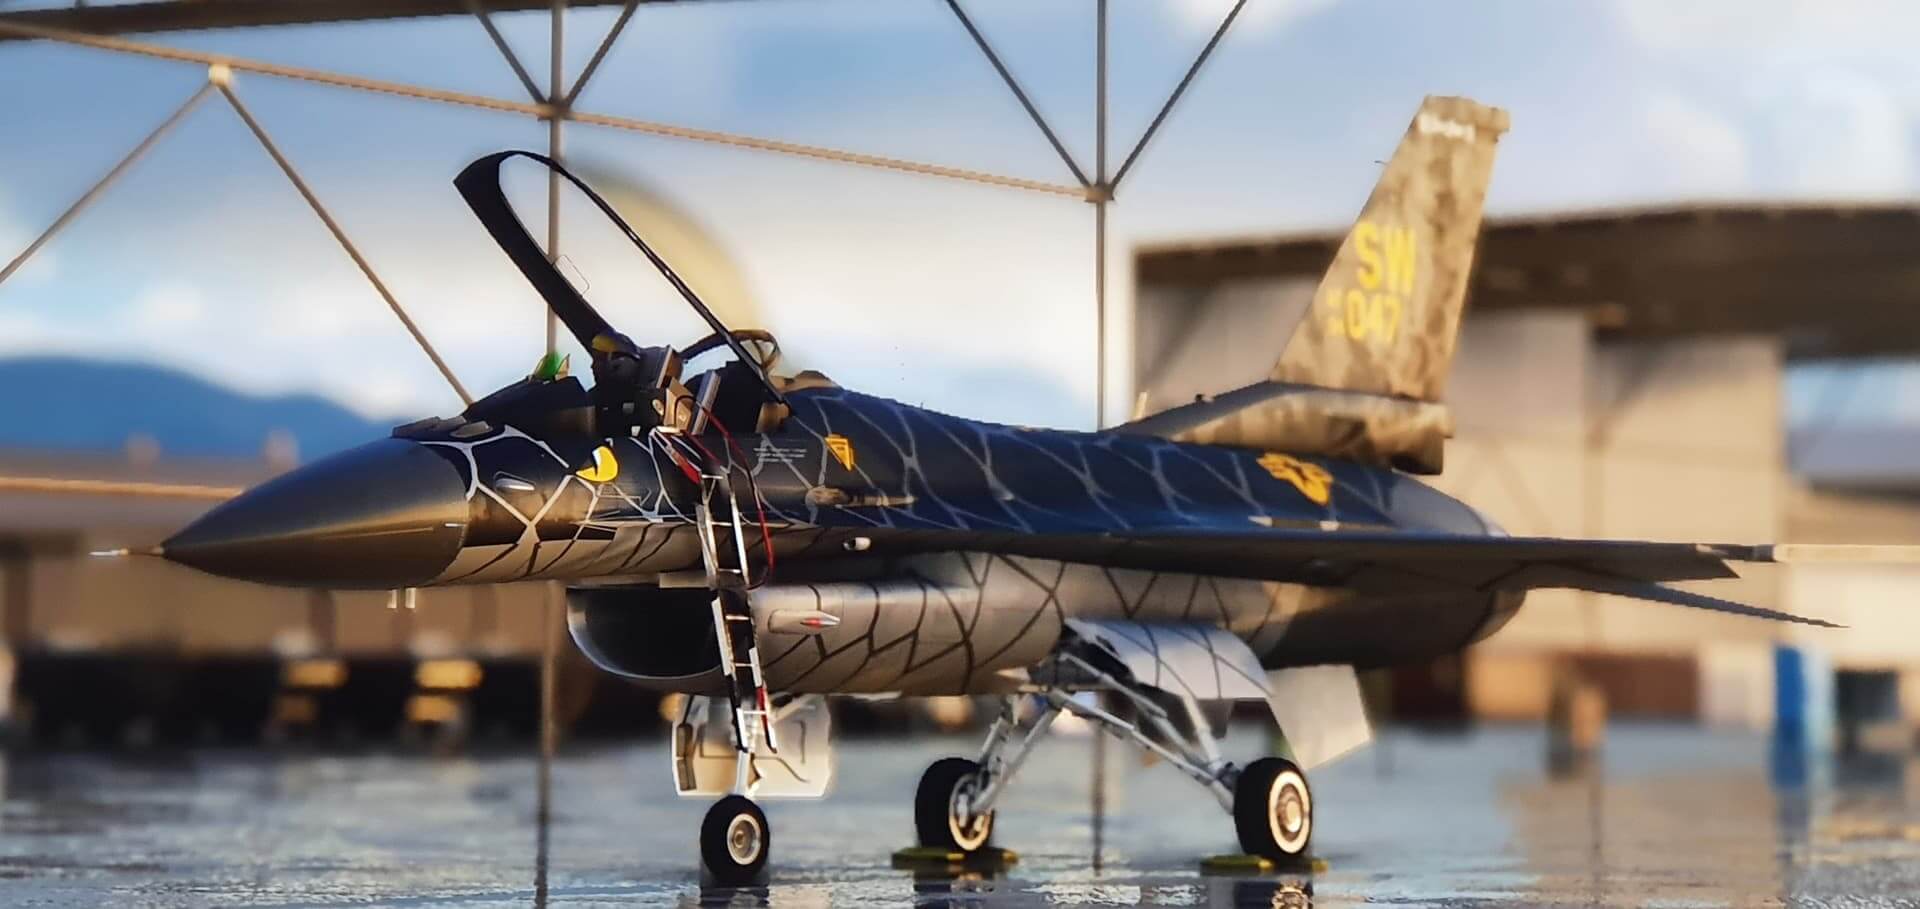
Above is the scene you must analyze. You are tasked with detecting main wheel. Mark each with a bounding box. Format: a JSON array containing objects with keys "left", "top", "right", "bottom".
[
  {"left": 1233, "top": 756, "right": 1312, "bottom": 862},
  {"left": 700, "top": 795, "right": 770, "bottom": 885},
  {"left": 915, "top": 757, "right": 994, "bottom": 853}
]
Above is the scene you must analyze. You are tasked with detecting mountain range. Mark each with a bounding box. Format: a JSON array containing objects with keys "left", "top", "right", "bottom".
[{"left": 0, "top": 356, "right": 398, "bottom": 461}]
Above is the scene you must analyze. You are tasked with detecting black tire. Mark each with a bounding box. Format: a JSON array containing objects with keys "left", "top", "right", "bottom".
[
  {"left": 1233, "top": 756, "right": 1312, "bottom": 862},
  {"left": 700, "top": 795, "right": 770, "bottom": 885},
  {"left": 915, "top": 757, "right": 994, "bottom": 853}
]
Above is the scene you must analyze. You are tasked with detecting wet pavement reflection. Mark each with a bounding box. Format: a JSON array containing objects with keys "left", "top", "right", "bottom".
[{"left": 4, "top": 725, "right": 1920, "bottom": 906}]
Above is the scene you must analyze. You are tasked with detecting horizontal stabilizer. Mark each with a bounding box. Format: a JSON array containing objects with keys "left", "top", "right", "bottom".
[
  {"left": 1543, "top": 571, "right": 1842, "bottom": 628},
  {"left": 1116, "top": 382, "right": 1454, "bottom": 474}
]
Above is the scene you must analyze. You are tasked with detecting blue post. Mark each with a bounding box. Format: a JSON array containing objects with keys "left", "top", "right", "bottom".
[{"left": 1772, "top": 644, "right": 1832, "bottom": 787}]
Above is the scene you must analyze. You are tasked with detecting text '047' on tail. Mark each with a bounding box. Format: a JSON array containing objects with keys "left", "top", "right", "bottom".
[{"left": 136, "top": 95, "right": 1919, "bottom": 884}]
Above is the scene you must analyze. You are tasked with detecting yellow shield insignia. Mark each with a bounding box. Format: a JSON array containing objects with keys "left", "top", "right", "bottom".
[
  {"left": 824, "top": 433, "right": 856, "bottom": 471},
  {"left": 576, "top": 445, "right": 619, "bottom": 483},
  {"left": 1257, "top": 452, "right": 1332, "bottom": 506}
]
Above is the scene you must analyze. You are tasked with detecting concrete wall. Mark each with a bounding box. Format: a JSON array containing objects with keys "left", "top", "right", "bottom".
[
  {"left": 1132, "top": 278, "right": 1309, "bottom": 415},
  {"left": 1426, "top": 312, "right": 1591, "bottom": 654}
]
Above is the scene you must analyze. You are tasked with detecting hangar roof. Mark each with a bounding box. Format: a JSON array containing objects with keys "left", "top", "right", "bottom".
[{"left": 1136, "top": 203, "right": 1920, "bottom": 361}]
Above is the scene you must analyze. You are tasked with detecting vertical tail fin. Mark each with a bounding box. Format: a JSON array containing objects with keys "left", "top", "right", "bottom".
[{"left": 1271, "top": 96, "right": 1508, "bottom": 401}]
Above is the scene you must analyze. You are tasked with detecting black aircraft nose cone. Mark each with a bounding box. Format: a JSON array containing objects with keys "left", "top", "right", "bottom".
[{"left": 164, "top": 438, "right": 469, "bottom": 588}]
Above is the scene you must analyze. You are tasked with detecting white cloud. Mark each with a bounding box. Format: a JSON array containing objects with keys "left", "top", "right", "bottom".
[
  {"left": 1609, "top": 2, "right": 1919, "bottom": 201},
  {"left": 329, "top": 365, "right": 435, "bottom": 418},
  {"left": 261, "top": 284, "right": 392, "bottom": 342},
  {"left": 0, "top": 308, "right": 65, "bottom": 354},
  {"left": 129, "top": 283, "right": 208, "bottom": 331},
  {"left": 1638, "top": 92, "right": 1752, "bottom": 196},
  {"left": 1614, "top": 0, "right": 1920, "bottom": 54},
  {"left": 1169, "top": 0, "right": 1338, "bottom": 35},
  {"left": 1757, "top": 69, "right": 1913, "bottom": 197}
]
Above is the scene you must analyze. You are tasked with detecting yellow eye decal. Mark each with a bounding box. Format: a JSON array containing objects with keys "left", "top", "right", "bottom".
[{"left": 576, "top": 445, "right": 619, "bottom": 483}]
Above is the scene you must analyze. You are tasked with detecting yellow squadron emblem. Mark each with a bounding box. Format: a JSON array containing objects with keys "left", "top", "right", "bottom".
[
  {"left": 576, "top": 445, "right": 619, "bottom": 483},
  {"left": 1257, "top": 452, "right": 1331, "bottom": 506},
  {"left": 824, "top": 434, "right": 856, "bottom": 471}
]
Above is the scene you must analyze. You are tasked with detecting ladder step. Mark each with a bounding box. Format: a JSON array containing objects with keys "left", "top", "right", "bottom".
[{"left": 698, "top": 476, "right": 775, "bottom": 754}]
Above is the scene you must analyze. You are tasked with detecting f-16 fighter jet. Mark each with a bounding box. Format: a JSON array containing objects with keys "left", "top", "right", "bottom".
[{"left": 156, "top": 96, "right": 1840, "bottom": 884}]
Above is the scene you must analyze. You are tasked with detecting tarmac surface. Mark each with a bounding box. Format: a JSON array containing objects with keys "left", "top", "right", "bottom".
[{"left": 4, "top": 724, "right": 1920, "bottom": 907}]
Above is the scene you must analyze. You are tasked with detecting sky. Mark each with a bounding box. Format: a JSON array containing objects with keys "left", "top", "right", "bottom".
[{"left": 4, "top": 0, "right": 1920, "bottom": 430}]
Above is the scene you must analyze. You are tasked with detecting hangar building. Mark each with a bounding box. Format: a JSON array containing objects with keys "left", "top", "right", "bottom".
[{"left": 1134, "top": 204, "right": 1920, "bottom": 739}]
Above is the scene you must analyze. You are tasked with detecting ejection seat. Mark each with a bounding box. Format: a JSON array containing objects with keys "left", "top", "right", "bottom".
[
  {"left": 584, "top": 328, "right": 792, "bottom": 441},
  {"left": 677, "top": 328, "right": 791, "bottom": 436}
]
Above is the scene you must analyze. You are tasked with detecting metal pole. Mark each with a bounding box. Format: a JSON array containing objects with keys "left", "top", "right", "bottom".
[
  {"left": 0, "top": 21, "right": 1083, "bottom": 199},
  {"left": 539, "top": 582, "right": 561, "bottom": 820},
  {"left": 943, "top": 0, "right": 1090, "bottom": 189},
  {"left": 1109, "top": 0, "right": 1247, "bottom": 192},
  {"left": 563, "top": 0, "right": 639, "bottom": 109},
  {"left": 1095, "top": 202, "right": 1107, "bottom": 430},
  {"left": 464, "top": 0, "right": 545, "bottom": 103},
  {"left": 537, "top": 6, "right": 565, "bottom": 886},
  {"left": 1093, "top": 0, "right": 1108, "bottom": 430},
  {"left": 0, "top": 475, "right": 238, "bottom": 499},
  {"left": 1, "top": 543, "right": 31, "bottom": 651},
  {"left": 1086, "top": 8, "right": 1115, "bottom": 857},
  {"left": 217, "top": 76, "right": 475, "bottom": 405},
  {"left": 0, "top": 82, "right": 211, "bottom": 288},
  {"left": 562, "top": 108, "right": 1083, "bottom": 197},
  {"left": 546, "top": 0, "right": 564, "bottom": 355},
  {"left": 1091, "top": 728, "right": 1107, "bottom": 871}
]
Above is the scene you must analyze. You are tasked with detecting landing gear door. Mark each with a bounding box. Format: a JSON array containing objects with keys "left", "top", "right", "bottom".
[
  {"left": 1266, "top": 664, "right": 1371, "bottom": 771},
  {"left": 673, "top": 694, "right": 834, "bottom": 799},
  {"left": 1063, "top": 619, "right": 1272, "bottom": 702}
]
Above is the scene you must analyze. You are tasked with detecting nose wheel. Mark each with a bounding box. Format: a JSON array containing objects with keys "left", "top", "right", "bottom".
[
  {"left": 700, "top": 795, "right": 770, "bottom": 886},
  {"left": 1233, "top": 757, "right": 1312, "bottom": 863}
]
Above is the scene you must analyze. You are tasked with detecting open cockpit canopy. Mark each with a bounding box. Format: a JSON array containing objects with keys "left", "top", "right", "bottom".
[{"left": 452, "top": 150, "right": 790, "bottom": 438}]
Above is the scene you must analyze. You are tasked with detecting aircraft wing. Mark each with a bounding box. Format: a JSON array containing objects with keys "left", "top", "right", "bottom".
[{"left": 932, "top": 528, "right": 1904, "bottom": 628}]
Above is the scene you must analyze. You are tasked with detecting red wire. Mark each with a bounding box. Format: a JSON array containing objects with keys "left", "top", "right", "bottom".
[
  {"left": 668, "top": 393, "right": 777, "bottom": 588},
  {"left": 663, "top": 440, "right": 702, "bottom": 485}
]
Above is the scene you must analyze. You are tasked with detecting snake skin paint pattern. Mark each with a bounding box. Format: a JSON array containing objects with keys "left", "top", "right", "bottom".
[{"left": 396, "top": 382, "right": 1517, "bottom": 693}]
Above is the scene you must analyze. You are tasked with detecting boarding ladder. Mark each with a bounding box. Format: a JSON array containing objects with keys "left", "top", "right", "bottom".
[{"left": 693, "top": 461, "right": 778, "bottom": 761}]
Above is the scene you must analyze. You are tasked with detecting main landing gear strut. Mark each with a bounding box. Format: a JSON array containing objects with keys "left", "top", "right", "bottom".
[{"left": 913, "top": 658, "right": 1315, "bottom": 864}]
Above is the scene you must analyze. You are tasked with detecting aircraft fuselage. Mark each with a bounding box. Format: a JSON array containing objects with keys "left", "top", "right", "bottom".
[{"left": 164, "top": 383, "right": 1523, "bottom": 690}]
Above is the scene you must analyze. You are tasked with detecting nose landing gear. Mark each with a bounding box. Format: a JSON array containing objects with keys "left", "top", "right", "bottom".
[{"left": 700, "top": 795, "right": 770, "bottom": 886}]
